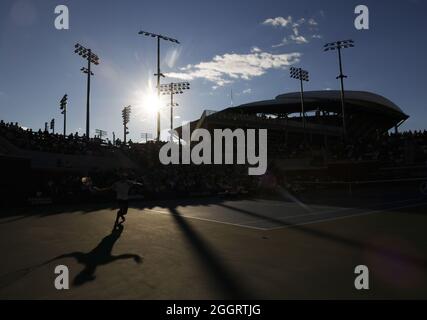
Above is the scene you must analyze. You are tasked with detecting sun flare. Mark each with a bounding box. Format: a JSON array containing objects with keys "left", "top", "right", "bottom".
[{"left": 133, "top": 83, "right": 162, "bottom": 117}]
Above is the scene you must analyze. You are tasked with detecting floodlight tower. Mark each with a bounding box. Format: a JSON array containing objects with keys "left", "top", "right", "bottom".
[
  {"left": 324, "top": 40, "right": 354, "bottom": 139},
  {"left": 159, "top": 82, "right": 190, "bottom": 141},
  {"left": 95, "top": 129, "right": 107, "bottom": 140},
  {"left": 74, "top": 43, "right": 100, "bottom": 139},
  {"left": 138, "top": 30, "right": 180, "bottom": 141},
  {"left": 50, "top": 118, "right": 55, "bottom": 134},
  {"left": 59, "top": 94, "right": 68, "bottom": 136},
  {"left": 122, "top": 105, "right": 132, "bottom": 144},
  {"left": 290, "top": 67, "right": 309, "bottom": 143}
]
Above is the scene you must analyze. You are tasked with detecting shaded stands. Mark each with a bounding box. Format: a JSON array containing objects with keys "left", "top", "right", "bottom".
[
  {"left": 0, "top": 155, "right": 31, "bottom": 206},
  {"left": 0, "top": 122, "right": 138, "bottom": 172},
  {"left": 0, "top": 122, "right": 139, "bottom": 206}
]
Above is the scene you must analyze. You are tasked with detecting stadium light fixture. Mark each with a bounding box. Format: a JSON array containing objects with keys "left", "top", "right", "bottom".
[
  {"left": 122, "top": 105, "right": 132, "bottom": 145},
  {"left": 141, "top": 132, "right": 153, "bottom": 143},
  {"left": 138, "top": 30, "right": 180, "bottom": 141},
  {"left": 59, "top": 94, "right": 68, "bottom": 136},
  {"left": 80, "top": 67, "right": 94, "bottom": 76},
  {"left": 324, "top": 40, "right": 354, "bottom": 139},
  {"left": 290, "top": 67, "right": 309, "bottom": 144},
  {"left": 159, "top": 82, "right": 190, "bottom": 141},
  {"left": 74, "top": 43, "right": 100, "bottom": 139},
  {"left": 95, "top": 129, "right": 107, "bottom": 140},
  {"left": 50, "top": 118, "right": 55, "bottom": 134}
]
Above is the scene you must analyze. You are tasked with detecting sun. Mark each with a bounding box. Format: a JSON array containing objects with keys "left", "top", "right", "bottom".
[
  {"left": 133, "top": 86, "right": 162, "bottom": 117},
  {"left": 141, "top": 91, "right": 161, "bottom": 115}
]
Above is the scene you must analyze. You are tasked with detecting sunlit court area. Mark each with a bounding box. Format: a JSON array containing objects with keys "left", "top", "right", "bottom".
[{"left": 1, "top": 0, "right": 427, "bottom": 309}]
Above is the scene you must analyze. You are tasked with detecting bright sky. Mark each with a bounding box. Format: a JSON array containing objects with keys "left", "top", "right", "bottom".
[{"left": 0, "top": 0, "right": 426, "bottom": 141}]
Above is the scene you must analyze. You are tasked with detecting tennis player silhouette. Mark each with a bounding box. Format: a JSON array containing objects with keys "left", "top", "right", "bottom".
[{"left": 88, "top": 171, "right": 143, "bottom": 227}]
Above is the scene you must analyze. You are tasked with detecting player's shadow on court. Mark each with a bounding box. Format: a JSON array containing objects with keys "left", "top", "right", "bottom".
[{"left": 51, "top": 224, "right": 143, "bottom": 286}]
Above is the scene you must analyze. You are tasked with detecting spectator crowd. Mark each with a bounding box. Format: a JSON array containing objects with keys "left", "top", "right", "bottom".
[
  {"left": 1, "top": 119, "right": 427, "bottom": 206},
  {"left": 0, "top": 120, "right": 115, "bottom": 156},
  {"left": 327, "top": 131, "right": 427, "bottom": 165}
]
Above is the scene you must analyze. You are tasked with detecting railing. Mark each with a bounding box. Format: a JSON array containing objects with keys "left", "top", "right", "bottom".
[{"left": 207, "top": 112, "right": 343, "bottom": 135}]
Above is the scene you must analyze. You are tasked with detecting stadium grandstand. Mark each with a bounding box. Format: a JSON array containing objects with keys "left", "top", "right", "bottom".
[
  {"left": 179, "top": 90, "right": 409, "bottom": 144},
  {"left": 175, "top": 90, "right": 426, "bottom": 188}
]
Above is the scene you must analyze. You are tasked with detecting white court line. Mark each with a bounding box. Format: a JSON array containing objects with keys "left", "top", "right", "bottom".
[
  {"left": 144, "top": 208, "right": 267, "bottom": 231},
  {"left": 142, "top": 198, "right": 427, "bottom": 231},
  {"left": 266, "top": 201, "right": 427, "bottom": 231},
  {"left": 204, "top": 197, "right": 425, "bottom": 226},
  {"left": 271, "top": 197, "right": 426, "bottom": 221}
]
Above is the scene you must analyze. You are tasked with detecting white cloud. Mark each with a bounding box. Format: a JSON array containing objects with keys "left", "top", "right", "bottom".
[
  {"left": 293, "top": 18, "right": 306, "bottom": 28},
  {"left": 263, "top": 16, "right": 293, "bottom": 27},
  {"left": 165, "top": 48, "right": 182, "bottom": 68},
  {"left": 251, "top": 46, "right": 262, "bottom": 53},
  {"left": 263, "top": 15, "right": 321, "bottom": 46},
  {"left": 308, "top": 18, "right": 318, "bottom": 26},
  {"left": 165, "top": 49, "right": 301, "bottom": 86},
  {"left": 242, "top": 88, "right": 252, "bottom": 94},
  {"left": 290, "top": 35, "right": 308, "bottom": 44}
]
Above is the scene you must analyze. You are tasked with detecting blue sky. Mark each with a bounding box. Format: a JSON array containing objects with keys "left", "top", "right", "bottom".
[{"left": 0, "top": 0, "right": 426, "bottom": 141}]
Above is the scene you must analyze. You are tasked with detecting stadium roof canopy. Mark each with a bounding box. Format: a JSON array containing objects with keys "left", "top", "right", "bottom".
[
  {"left": 176, "top": 90, "right": 409, "bottom": 139},
  {"left": 225, "top": 90, "right": 408, "bottom": 121}
]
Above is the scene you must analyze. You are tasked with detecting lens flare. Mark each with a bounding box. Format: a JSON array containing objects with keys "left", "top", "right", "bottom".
[{"left": 133, "top": 81, "right": 162, "bottom": 117}]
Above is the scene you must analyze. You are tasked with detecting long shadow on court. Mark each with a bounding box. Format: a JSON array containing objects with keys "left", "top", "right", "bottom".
[
  {"left": 0, "top": 196, "right": 247, "bottom": 224},
  {"left": 2, "top": 183, "right": 425, "bottom": 224},
  {"left": 216, "top": 197, "right": 427, "bottom": 270},
  {"left": 0, "top": 224, "right": 143, "bottom": 289},
  {"left": 0, "top": 202, "right": 118, "bottom": 223},
  {"left": 48, "top": 224, "right": 143, "bottom": 286},
  {"left": 167, "top": 206, "right": 253, "bottom": 299}
]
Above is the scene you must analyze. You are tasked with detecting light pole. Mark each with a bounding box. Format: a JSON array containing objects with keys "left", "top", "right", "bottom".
[
  {"left": 290, "top": 67, "right": 309, "bottom": 144},
  {"left": 74, "top": 43, "right": 100, "bottom": 139},
  {"left": 138, "top": 30, "right": 180, "bottom": 141},
  {"left": 50, "top": 118, "right": 55, "bottom": 134},
  {"left": 95, "top": 129, "right": 107, "bottom": 140},
  {"left": 324, "top": 40, "right": 354, "bottom": 139},
  {"left": 59, "top": 94, "right": 68, "bottom": 136},
  {"left": 141, "top": 132, "right": 152, "bottom": 143},
  {"left": 159, "top": 82, "right": 190, "bottom": 141},
  {"left": 122, "top": 105, "right": 131, "bottom": 145}
]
